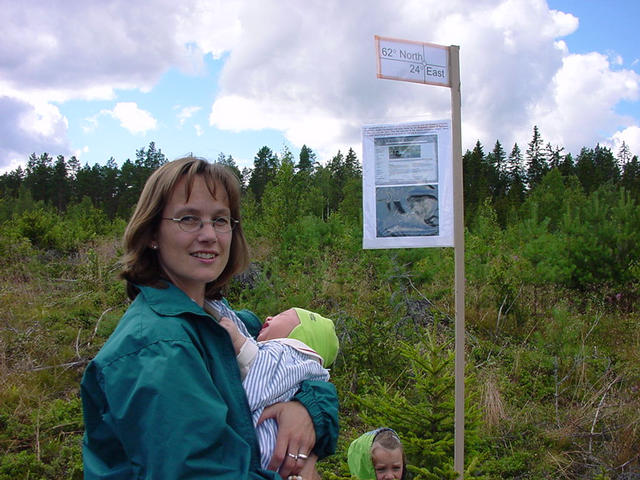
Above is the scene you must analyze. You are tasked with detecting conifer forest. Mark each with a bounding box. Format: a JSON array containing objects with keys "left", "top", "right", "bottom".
[{"left": 1, "top": 127, "right": 639, "bottom": 479}]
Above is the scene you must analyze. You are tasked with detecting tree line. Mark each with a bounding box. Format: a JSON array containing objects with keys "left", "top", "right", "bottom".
[
  {"left": 0, "top": 142, "right": 362, "bottom": 223},
  {"left": 463, "top": 126, "right": 640, "bottom": 226},
  {"left": 1, "top": 125, "right": 639, "bottom": 234}
]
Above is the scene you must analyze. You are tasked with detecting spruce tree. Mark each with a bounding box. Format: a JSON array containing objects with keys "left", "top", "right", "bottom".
[
  {"left": 575, "top": 145, "right": 619, "bottom": 193},
  {"left": 507, "top": 143, "right": 525, "bottom": 203},
  {"left": 545, "top": 142, "right": 564, "bottom": 170},
  {"left": 617, "top": 140, "right": 632, "bottom": 166},
  {"left": 353, "top": 329, "right": 481, "bottom": 479},
  {"left": 215, "top": 152, "right": 242, "bottom": 183},
  {"left": 487, "top": 140, "right": 507, "bottom": 198},
  {"left": 462, "top": 141, "right": 490, "bottom": 221},
  {"left": 248, "top": 146, "right": 279, "bottom": 202},
  {"left": 621, "top": 155, "right": 640, "bottom": 202},
  {"left": 525, "top": 125, "right": 548, "bottom": 189},
  {"left": 297, "top": 144, "right": 316, "bottom": 173}
]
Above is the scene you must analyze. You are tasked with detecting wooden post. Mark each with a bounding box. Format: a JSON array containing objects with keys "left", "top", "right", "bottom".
[{"left": 449, "top": 44, "right": 465, "bottom": 480}]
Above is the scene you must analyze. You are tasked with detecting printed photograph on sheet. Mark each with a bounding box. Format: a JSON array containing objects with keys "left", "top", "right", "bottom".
[
  {"left": 375, "top": 184, "right": 439, "bottom": 237},
  {"left": 362, "top": 120, "right": 453, "bottom": 248}
]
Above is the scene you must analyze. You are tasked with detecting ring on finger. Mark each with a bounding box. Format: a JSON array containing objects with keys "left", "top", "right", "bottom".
[
  {"left": 297, "top": 453, "right": 308, "bottom": 460},
  {"left": 287, "top": 452, "right": 298, "bottom": 460}
]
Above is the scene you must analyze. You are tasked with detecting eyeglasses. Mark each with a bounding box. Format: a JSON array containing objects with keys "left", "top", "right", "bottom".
[{"left": 162, "top": 215, "right": 239, "bottom": 233}]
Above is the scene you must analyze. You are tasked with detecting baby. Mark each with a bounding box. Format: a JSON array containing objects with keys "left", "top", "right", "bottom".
[{"left": 219, "top": 307, "right": 339, "bottom": 477}]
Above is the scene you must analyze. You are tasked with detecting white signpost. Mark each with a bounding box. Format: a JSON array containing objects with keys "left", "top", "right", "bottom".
[
  {"left": 370, "top": 35, "right": 465, "bottom": 479},
  {"left": 375, "top": 36, "right": 450, "bottom": 86}
]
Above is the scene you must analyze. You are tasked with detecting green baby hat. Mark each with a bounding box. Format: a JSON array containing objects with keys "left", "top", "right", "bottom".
[{"left": 288, "top": 308, "right": 339, "bottom": 367}]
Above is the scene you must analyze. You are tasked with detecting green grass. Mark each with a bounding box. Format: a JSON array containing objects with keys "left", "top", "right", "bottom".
[{"left": 1, "top": 222, "right": 638, "bottom": 479}]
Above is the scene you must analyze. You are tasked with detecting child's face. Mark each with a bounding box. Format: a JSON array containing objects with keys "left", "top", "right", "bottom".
[
  {"left": 371, "top": 446, "right": 403, "bottom": 480},
  {"left": 257, "top": 308, "right": 300, "bottom": 341}
]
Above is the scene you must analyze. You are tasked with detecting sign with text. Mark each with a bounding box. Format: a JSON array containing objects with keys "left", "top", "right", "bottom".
[
  {"left": 362, "top": 120, "right": 453, "bottom": 249},
  {"left": 375, "top": 35, "right": 450, "bottom": 86}
]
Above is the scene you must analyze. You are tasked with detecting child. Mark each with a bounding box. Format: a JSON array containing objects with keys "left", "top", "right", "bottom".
[
  {"left": 214, "top": 304, "right": 339, "bottom": 476},
  {"left": 348, "top": 428, "right": 406, "bottom": 480}
]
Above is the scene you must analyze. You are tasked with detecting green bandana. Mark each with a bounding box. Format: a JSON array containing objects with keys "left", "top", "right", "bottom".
[
  {"left": 288, "top": 308, "right": 339, "bottom": 367},
  {"left": 348, "top": 428, "right": 401, "bottom": 480},
  {"left": 348, "top": 430, "right": 377, "bottom": 480}
]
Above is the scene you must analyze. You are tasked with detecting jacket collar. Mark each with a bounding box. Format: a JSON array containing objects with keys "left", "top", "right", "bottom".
[{"left": 136, "top": 282, "right": 208, "bottom": 318}]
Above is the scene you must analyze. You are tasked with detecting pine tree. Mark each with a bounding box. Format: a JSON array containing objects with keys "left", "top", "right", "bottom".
[
  {"left": 617, "top": 140, "right": 632, "bottom": 166},
  {"left": 215, "top": 152, "right": 242, "bottom": 183},
  {"left": 525, "top": 126, "right": 548, "bottom": 189},
  {"left": 487, "top": 140, "right": 507, "bottom": 198},
  {"left": 558, "top": 152, "right": 574, "bottom": 177},
  {"left": 297, "top": 144, "right": 316, "bottom": 173},
  {"left": 462, "top": 141, "right": 490, "bottom": 221},
  {"left": 261, "top": 155, "right": 297, "bottom": 237},
  {"left": 337, "top": 148, "right": 362, "bottom": 222},
  {"left": 344, "top": 147, "right": 362, "bottom": 178},
  {"left": 621, "top": 155, "right": 640, "bottom": 202},
  {"left": 506, "top": 143, "right": 526, "bottom": 209},
  {"left": 248, "top": 146, "right": 279, "bottom": 202},
  {"left": 24, "top": 152, "right": 55, "bottom": 203},
  {"left": 487, "top": 141, "right": 509, "bottom": 226},
  {"left": 575, "top": 145, "right": 620, "bottom": 193},
  {"left": 353, "top": 329, "right": 481, "bottom": 479},
  {"left": 101, "top": 158, "right": 121, "bottom": 218},
  {"left": 52, "top": 155, "right": 70, "bottom": 211},
  {"left": 545, "top": 143, "right": 564, "bottom": 170},
  {"left": 0, "top": 167, "right": 24, "bottom": 199}
]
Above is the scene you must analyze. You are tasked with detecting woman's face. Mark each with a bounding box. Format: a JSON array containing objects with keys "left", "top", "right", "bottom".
[
  {"left": 371, "top": 446, "right": 404, "bottom": 480},
  {"left": 257, "top": 308, "right": 301, "bottom": 341},
  {"left": 153, "top": 175, "right": 232, "bottom": 305}
]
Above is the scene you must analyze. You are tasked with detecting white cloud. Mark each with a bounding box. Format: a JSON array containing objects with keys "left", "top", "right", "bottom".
[
  {"left": 177, "top": 106, "right": 202, "bottom": 125},
  {"left": 0, "top": 96, "right": 71, "bottom": 166},
  {"left": 0, "top": 0, "right": 197, "bottom": 167},
  {"left": 18, "top": 102, "right": 68, "bottom": 138},
  {"left": 194, "top": 124, "right": 204, "bottom": 136},
  {"left": 0, "top": 157, "right": 26, "bottom": 174},
  {"left": 0, "top": 0, "right": 197, "bottom": 95},
  {"left": 103, "top": 102, "right": 157, "bottom": 135},
  {"left": 612, "top": 54, "right": 624, "bottom": 67},
  {"left": 531, "top": 52, "right": 640, "bottom": 154},
  {"left": 207, "top": 0, "right": 599, "bottom": 157},
  {"left": 82, "top": 114, "right": 100, "bottom": 133},
  {"left": 174, "top": 0, "right": 244, "bottom": 59},
  {"left": 74, "top": 145, "right": 90, "bottom": 159},
  {"left": 1, "top": 0, "right": 639, "bottom": 169},
  {"left": 612, "top": 126, "right": 640, "bottom": 159}
]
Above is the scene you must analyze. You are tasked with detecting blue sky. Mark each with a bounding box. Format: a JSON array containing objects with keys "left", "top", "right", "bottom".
[{"left": 1, "top": 0, "right": 639, "bottom": 173}]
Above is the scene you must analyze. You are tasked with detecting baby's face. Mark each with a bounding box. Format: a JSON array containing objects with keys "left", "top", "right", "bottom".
[
  {"left": 257, "top": 308, "right": 301, "bottom": 341},
  {"left": 371, "top": 446, "right": 403, "bottom": 480}
]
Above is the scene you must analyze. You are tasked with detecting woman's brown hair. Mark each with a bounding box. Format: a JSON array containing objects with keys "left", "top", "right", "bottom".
[{"left": 120, "top": 156, "right": 249, "bottom": 300}]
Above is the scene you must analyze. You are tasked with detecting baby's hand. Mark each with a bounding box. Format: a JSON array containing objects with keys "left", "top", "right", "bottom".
[{"left": 219, "top": 317, "right": 247, "bottom": 354}]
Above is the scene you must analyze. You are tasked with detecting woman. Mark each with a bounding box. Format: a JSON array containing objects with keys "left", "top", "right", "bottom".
[{"left": 81, "top": 157, "right": 338, "bottom": 479}]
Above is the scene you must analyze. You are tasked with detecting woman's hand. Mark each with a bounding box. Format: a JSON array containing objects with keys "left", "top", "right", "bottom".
[{"left": 259, "top": 401, "right": 315, "bottom": 477}]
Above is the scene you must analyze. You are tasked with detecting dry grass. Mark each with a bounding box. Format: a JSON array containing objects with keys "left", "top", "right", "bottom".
[{"left": 481, "top": 371, "right": 506, "bottom": 429}]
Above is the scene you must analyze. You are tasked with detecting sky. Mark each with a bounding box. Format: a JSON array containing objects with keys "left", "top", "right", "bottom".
[{"left": 1, "top": 0, "right": 639, "bottom": 173}]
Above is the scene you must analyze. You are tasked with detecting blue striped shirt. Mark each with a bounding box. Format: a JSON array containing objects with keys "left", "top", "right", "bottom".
[{"left": 207, "top": 300, "right": 330, "bottom": 469}]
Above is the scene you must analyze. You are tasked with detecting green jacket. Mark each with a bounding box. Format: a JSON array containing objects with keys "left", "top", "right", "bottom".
[{"left": 81, "top": 283, "right": 338, "bottom": 479}]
